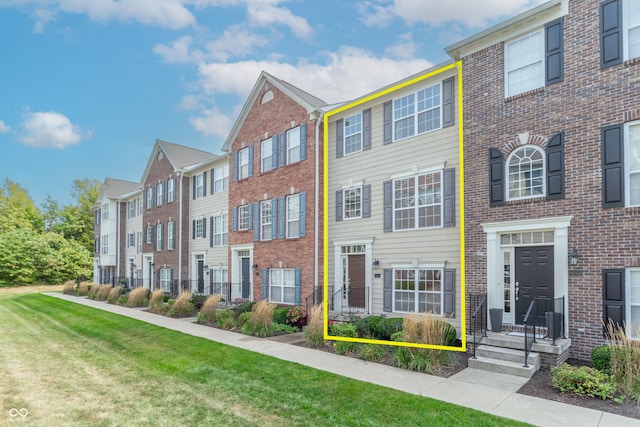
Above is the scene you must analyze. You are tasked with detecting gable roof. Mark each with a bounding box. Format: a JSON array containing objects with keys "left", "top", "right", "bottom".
[
  {"left": 101, "top": 178, "right": 139, "bottom": 199},
  {"left": 140, "top": 139, "right": 219, "bottom": 185},
  {"left": 222, "top": 71, "right": 327, "bottom": 152}
]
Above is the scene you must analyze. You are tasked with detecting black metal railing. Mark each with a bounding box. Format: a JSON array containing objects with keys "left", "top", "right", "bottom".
[
  {"left": 469, "top": 293, "right": 487, "bottom": 359},
  {"left": 114, "top": 277, "right": 144, "bottom": 289},
  {"left": 304, "top": 287, "right": 323, "bottom": 318},
  {"left": 534, "top": 295, "right": 565, "bottom": 345},
  {"left": 328, "top": 286, "right": 370, "bottom": 316},
  {"left": 523, "top": 299, "right": 537, "bottom": 368}
]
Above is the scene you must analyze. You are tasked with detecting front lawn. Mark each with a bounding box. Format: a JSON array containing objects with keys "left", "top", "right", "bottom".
[{"left": 0, "top": 293, "right": 528, "bottom": 426}]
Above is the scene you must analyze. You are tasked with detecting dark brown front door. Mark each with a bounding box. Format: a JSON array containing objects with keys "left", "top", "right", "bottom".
[
  {"left": 515, "top": 246, "right": 554, "bottom": 325},
  {"left": 348, "top": 254, "right": 366, "bottom": 308}
]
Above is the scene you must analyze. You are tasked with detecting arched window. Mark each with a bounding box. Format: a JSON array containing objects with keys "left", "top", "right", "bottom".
[{"left": 507, "top": 146, "right": 545, "bottom": 200}]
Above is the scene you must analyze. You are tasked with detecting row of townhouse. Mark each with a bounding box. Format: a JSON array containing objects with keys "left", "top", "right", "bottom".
[{"left": 94, "top": 0, "right": 640, "bottom": 361}]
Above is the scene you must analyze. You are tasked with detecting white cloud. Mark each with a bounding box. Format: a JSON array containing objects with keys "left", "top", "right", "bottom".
[
  {"left": 196, "top": 46, "right": 432, "bottom": 104},
  {"left": 360, "top": 0, "right": 549, "bottom": 28},
  {"left": 385, "top": 32, "right": 418, "bottom": 59},
  {"left": 153, "top": 35, "right": 204, "bottom": 64},
  {"left": 0, "top": 120, "right": 10, "bottom": 133},
  {"left": 19, "top": 111, "right": 91, "bottom": 149},
  {"left": 188, "top": 106, "right": 234, "bottom": 139},
  {"left": 31, "top": 7, "right": 57, "bottom": 33},
  {"left": 246, "top": 2, "right": 312, "bottom": 39},
  {"left": 206, "top": 25, "right": 269, "bottom": 61}
]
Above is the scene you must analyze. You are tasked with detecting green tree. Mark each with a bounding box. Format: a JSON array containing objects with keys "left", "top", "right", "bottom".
[
  {"left": 55, "top": 179, "right": 100, "bottom": 253},
  {"left": 0, "top": 179, "right": 43, "bottom": 233}
]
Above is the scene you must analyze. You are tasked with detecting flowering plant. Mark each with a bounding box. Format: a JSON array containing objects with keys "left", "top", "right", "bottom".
[{"left": 285, "top": 306, "right": 306, "bottom": 325}]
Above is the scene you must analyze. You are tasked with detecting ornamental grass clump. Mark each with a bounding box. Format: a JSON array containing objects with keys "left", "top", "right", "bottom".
[
  {"left": 605, "top": 320, "right": 640, "bottom": 400},
  {"left": 393, "top": 314, "right": 455, "bottom": 374},
  {"left": 127, "top": 287, "right": 149, "bottom": 307},
  {"left": 167, "top": 291, "right": 194, "bottom": 317},
  {"left": 62, "top": 280, "right": 76, "bottom": 295},
  {"left": 242, "top": 301, "right": 275, "bottom": 337},
  {"left": 197, "top": 294, "right": 223, "bottom": 324},
  {"left": 107, "top": 286, "right": 122, "bottom": 304},
  {"left": 304, "top": 304, "right": 325, "bottom": 348},
  {"left": 95, "top": 285, "right": 112, "bottom": 301},
  {"left": 147, "top": 289, "right": 167, "bottom": 314},
  {"left": 76, "top": 281, "right": 91, "bottom": 296}
]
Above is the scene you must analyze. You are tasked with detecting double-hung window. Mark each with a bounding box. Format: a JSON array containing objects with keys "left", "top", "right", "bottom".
[
  {"left": 194, "top": 218, "right": 204, "bottom": 239},
  {"left": 625, "top": 1, "right": 640, "bottom": 60},
  {"left": 195, "top": 174, "right": 204, "bottom": 198},
  {"left": 128, "top": 232, "right": 135, "bottom": 248},
  {"left": 137, "top": 231, "right": 142, "bottom": 253},
  {"left": 260, "top": 200, "right": 272, "bottom": 240},
  {"left": 238, "top": 205, "right": 249, "bottom": 231},
  {"left": 505, "top": 30, "right": 544, "bottom": 97},
  {"left": 101, "top": 235, "right": 108, "bottom": 254},
  {"left": 393, "top": 172, "right": 442, "bottom": 230},
  {"left": 160, "top": 269, "right": 171, "bottom": 292},
  {"left": 393, "top": 83, "right": 441, "bottom": 141},
  {"left": 138, "top": 197, "right": 143, "bottom": 215},
  {"left": 167, "top": 221, "right": 175, "bottom": 250},
  {"left": 156, "top": 182, "right": 164, "bottom": 206},
  {"left": 211, "top": 268, "right": 228, "bottom": 295},
  {"left": 343, "top": 187, "right": 362, "bottom": 220},
  {"left": 214, "top": 165, "right": 229, "bottom": 192},
  {"left": 146, "top": 226, "right": 152, "bottom": 244},
  {"left": 628, "top": 268, "right": 640, "bottom": 338},
  {"left": 146, "top": 188, "right": 153, "bottom": 209},
  {"left": 287, "top": 127, "right": 301, "bottom": 164},
  {"left": 128, "top": 200, "right": 136, "bottom": 218},
  {"left": 213, "top": 214, "right": 228, "bottom": 246},
  {"left": 168, "top": 178, "right": 175, "bottom": 202},
  {"left": 626, "top": 121, "right": 640, "bottom": 206},
  {"left": 239, "top": 147, "right": 250, "bottom": 179},
  {"left": 156, "top": 223, "right": 163, "bottom": 250},
  {"left": 344, "top": 113, "right": 362, "bottom": 155},
  {"left": 270, "top": 268, "right": 295, "bottom": 304},
  {"left": 286, "top": 194, "right": 300, "bottom": 238},
  {"left": 393, "top": 268, "right": 442, "bottom": 314},
  {"left": 261, "top": 138, "right": 273, "bottom": 172},
  {"left": 101, "top": 203, "right": 109, "bottom": 220}
]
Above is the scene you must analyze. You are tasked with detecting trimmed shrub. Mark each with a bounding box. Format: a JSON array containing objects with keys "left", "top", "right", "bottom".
[
  {"left": 330, "top": 322, "right": 359, "bottom": 355},
  {"left": 107, "top": 286, "right": 122, "bottom": 304},
  {"left": 216, "top": 309, "right": 236, "bottom": 330},
  {"left": 271, "top": 323, "right": 299, "bottom": 334},
  {"left": 191, "top": 294, "right": 207, "bottom": 310},
  {"left": 127, "top": 287, "right": 149, "bottom": 307},
  {"left": 304, "top": 304, "right": 324, "bottom": 348},
  {"left": 273, "top": 307, "right": 290, "bottom": 325},
  {"left": 236, "top": 301, "right": 257, "bottom": 317},
  {"left": 62, "top": 280, "right": 76, "bottom": 295},
  {"left": 116, "top": 294, "right": 129, "bottom": 305},
  {"left": 197, "top": 294, "right": 222, "bottom": 325},
  {"left": 237, "top": 311, "right": 252, "bottom": 328},
  {"left": 168, "top": 291, "right": 195, "bottom": 317},
  {"left": 551, "top": 363, "right": 616, "bottom": 400},
  {"left": 592, "top": 345, "right": 612, "bottom": 374}
]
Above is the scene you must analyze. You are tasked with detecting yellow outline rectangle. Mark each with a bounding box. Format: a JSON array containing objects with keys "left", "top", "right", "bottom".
[{"left": 322, "top": 61, "right": 466, "bottom": 351}]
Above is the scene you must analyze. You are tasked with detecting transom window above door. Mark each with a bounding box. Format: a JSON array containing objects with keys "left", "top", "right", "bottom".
[{"left": 507, "top": 145, "right": 545, "bottom": 200}]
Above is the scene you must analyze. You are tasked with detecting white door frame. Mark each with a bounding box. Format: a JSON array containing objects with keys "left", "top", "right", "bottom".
[{"left": 333, "top": 239, "right": 373, "bottom": 312}]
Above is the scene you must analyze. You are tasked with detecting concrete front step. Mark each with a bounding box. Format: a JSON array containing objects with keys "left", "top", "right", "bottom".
[
  {"left": 476, "top": 345, "right": 540, "bottom": 369},
  {"left": 468, "top": 355, "right": 538, "bottom": 378}
]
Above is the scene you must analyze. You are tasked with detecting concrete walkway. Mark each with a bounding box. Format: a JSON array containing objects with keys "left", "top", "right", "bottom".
[{"left": 45, "top": 293, "right": 640, "bottom": 427}]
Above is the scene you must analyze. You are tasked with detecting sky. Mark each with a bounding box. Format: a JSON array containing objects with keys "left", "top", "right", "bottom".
[{"left": 0, "top": 0, "right": 547, "bottom": 206}]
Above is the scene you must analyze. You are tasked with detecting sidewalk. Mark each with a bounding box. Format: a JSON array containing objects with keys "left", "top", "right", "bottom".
[{"left": 46, "top": 293, "right": 640, "bottom": 427}]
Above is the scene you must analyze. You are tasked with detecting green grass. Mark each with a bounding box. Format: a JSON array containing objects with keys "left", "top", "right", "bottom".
[{"left": 0, "top": 293, "right": 529, "bottom": 426}]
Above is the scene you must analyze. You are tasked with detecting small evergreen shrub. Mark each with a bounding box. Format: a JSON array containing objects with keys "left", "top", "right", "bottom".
[
  {"left": 236, "top": 301, "right": 256, "bottom": 317},
  {"left": 271, "top": 323, "right": 299, "bottom": 334},
  {"left": 273, "top": 307, "right": 290, "bottom": 325},
  {"left": 355, "top": 316, "right": 373, "bottom": 338},
  {"left": 330, "top": 322, "right": 359, "bottom": 355},
  {"left": 116, "top": 294, "right": 129, "bottom": 305},
  {"left": 216, "top": 309, "right": 236, "bottom": 330},
  {"left": 237, "top": 311, "right": 252, "bottom": 328},
  {"left": 304, "top": 304, "right": 324, "bottom": 348},
  {"left": 551, "top": 363, "right": 616, "bottom": 400},
  {"left": 592, "top": 345, "right": 612, "bottom": 374},
  {"left": 127, "top": 287, "right": 149, "bottom": 307},
  {"left": 191, "top": 294, "right": 207, "bottom": 310}
]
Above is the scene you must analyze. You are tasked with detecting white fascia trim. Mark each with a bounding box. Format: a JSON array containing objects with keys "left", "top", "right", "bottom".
[
  {"left": 341, "top": 180, "right": 364, "bottom": 189},
  {"left": 390, "top": 162, "right": 446, "bottom": 180},
  {"left": 482, "top": 215, "right": 573, "bottom": 233},
  {"left": 332, "top": 239, "right": 374, "bottom": 247}
]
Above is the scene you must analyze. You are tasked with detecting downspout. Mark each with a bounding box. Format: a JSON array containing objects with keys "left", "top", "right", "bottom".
[
  {"left": 314, "top": 112, "right": 323, "bottom": 295},
  {"left": 178, "top": 172, "right": 184, "bottom": 287},
  {"left": 115, "top": 197, "right": 121, "bottom": 285}
]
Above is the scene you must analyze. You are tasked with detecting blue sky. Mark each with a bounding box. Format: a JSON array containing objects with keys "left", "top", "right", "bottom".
[{"left": 0, "top": 0, "right": 545, "bottom": 206}]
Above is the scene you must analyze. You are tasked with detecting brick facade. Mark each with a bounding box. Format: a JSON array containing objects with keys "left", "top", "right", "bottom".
[
  {"left": 458, "top": 0, "right": 640, "bottom": 359},
  {"left": 228, "top": 79, "right": 323, "bottom": 305}
]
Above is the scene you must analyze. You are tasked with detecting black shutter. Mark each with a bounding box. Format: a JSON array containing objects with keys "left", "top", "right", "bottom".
[
  {"left": 602, "top": 124, "right": 624, "bottom": 207},
  {"left": 279, "top": 133, "right": 286, "bottom": 167},
  {"left": 248, "top": 145, "right": 254, "bottom": 177},
  {"left": 545, "top": 18, "right": 564, "bottom": 85},
  {"left": 383, "top": 101, "right": 392, "bottom": 145},
  {"left": 253, "top": 202, "right": 260, "bottom": 241},
  {"left": 443, "top": 168, "right": 455, "bottom": 227},
  {"left": 335, "top": 190, "right": 343, "bottom": 221},
  {"left": 362, "top": 108, "right": 372, "bottom": 150},
  {"left": 202, "top": 171, "right": 207, "bottom": 196},
  {"left": 336, "top": 118, "right": 344, "bottom": 158},
  {"left": 233, "top": 151, "right": 239, "bottom": 181},
  {"left": 300, "top": 123, "right": 307, "bottom": 161},
  {"left": 192, "top": 220, "right": 196, "bottom": 239},
  {"left": 546, "top": 132, "right": 565, "bottom": 200},
  {"left": 383, "top": 180, "right": 393, "bottom": 232},
  {"left": 489, "top": 148, "right": 505, "bottom": 206},
  {"left": 192, "top": 176, "right": 196, "bottom": 199},
  {"left": 603, "top": 269, "right": 625, "bottom": 336},
  {"left": 362, "top": 184, "right": 371, "bottom": 218},
  {"left": 600, "top": 0, "right": 622, "bottom": 68},
  {"left": 210, "top": 169, "right": 215, "bottom": 195},
  {"left": 383, "top": 269, "right": 392, "bottom": 312},
  {"left": 210, "top": 217, "right": 214, "bottom": 247},
  {"left": 442, "top": 76, "right": 455, "bottom": 127},
  {"left": 443, "top": 268, "right": 456, "bottom": 317},
  {"left": 232, "top": 207, "right": 238, "bottom": 232},
  {"left": 202, "top": 217, "right": 207, "bottom": 239}
]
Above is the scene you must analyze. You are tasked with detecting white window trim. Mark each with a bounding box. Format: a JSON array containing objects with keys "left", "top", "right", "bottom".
[
  {"left": 391, "top": 267, "right": 444, "bottom": 315},
  {"left": 195, "top": 174, "right": 204, "bottom": 199},
  {"left": 286, "top": 194, "right": 300, "bottom": 238},
  {"left": 260, "top": 200, "right": 272, "bottom": 241},
  {"left": 504, "top": 29, "right": 545, "bottom": 98},
  {"left": 343, "top": 186, "right": 362, "bottom": 220},
  {"left": 261, "top": 138, "right": 273, "bottom": 173},
  {"left": 156, "top": 183, "right": 164, "bottom": 206},
  {"left": 625, "top": 121, "right": 640, "bottom": 207},
  {"left": 505, "top": 145, "right": 546, "bottom": 201},
  {"left": 138, "top": 197, "right": 143, "bottom": 215},
  {"left": 238, "top": 205, "right": 249, "bottom": 231},
  {"left": 167, "top": 221, "right": 175, "bottom": 250},
  {"left": 239, "top": 147, "right": 250, "bottom": 179},
  {"left": 344, "top": 112, "right": 363, "bottom": 156},
  {"left": 137, "top": 230, "right": 142, "bottom": 254},
  {"left": 101, "top": 235, "right": 109, "bottom": 254},
  {"left": 101, "top": 203, "right": 109, "bottom": 220},
  {"left": 214, "top": 165, "right": 229, "bottom": 193},
  {"left": 392, "top": 83, "right": 442, "bottom": 142},
  {"left": 286, "top": 126, "right": 301, "bottom": 165},
  {"left": 168, "top": 178, "right": 175, "bottom": 202},
  {"left": 146, "top": 188, "right": 153, "bottom": 209},
  {"left": 626, "top": 268, "right": 640, "bottom": 339},
  {"left": 195, "top": 218, "right": 204, "bottom": 239},
  {"left": 392, "top": 171, "right": 444, "bottom": 231},
  {"left": 213, "top": 214, "right": 228, "bottom": 246},
  {"left": 269, "top": 268, "right": 296, "bottom": 305},
  {"left": 156, "top": 223, "right": 163, "bottom": 249},
  {"left": 624, "top": 0, "right": 640, "bottom": 61},
  {"left": 160, "top": 268, "right": 171, "bottom": 292}
]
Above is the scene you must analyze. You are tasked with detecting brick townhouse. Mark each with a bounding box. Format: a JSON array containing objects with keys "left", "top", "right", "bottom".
[
  {"left": 222, "top": 71, "right": 326, "bottom": 305},
  {"left": 446, "top": 0, "right": 640, "bottom": 360}
]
